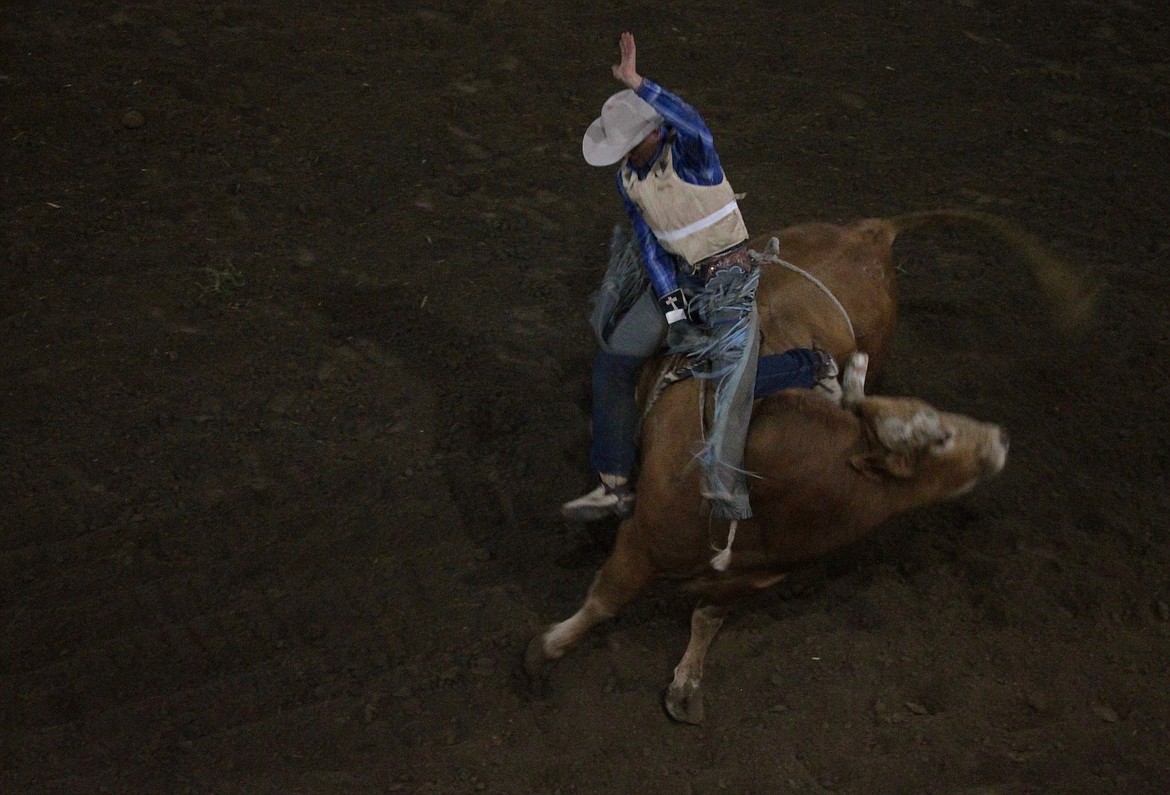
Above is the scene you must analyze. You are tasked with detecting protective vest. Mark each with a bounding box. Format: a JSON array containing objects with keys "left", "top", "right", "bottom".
[{"left": 621, "top": 143, "right": 748, "bottom": 266}]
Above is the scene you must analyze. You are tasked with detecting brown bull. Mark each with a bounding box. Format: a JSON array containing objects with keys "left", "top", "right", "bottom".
[
  {"left": 526, "top": 354, "right": 1007, "bottom": 722},
  {"left": 525, "top": 210, "right": 1090, "bottom": 722}
]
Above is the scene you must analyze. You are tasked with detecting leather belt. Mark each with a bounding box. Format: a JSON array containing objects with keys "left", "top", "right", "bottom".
[{"left": 693, "top": 243, "right": 752, "bottom": 281}]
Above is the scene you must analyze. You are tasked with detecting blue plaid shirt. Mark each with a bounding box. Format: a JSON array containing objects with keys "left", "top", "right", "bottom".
[{"left": 616, "top": 78, "right": 732, "bottom": 300}]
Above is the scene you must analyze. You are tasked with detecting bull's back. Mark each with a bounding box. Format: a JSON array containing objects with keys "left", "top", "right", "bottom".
[{"left": 752, "top": 219, "right": 898, "bottom": 373}]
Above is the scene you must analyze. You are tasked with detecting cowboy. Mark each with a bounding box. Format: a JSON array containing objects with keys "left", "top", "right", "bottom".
[{"left": 562, "top": 32, "right": 833, "bottom": 522}]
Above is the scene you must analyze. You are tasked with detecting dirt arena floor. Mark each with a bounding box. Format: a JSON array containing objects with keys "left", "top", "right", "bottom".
[{"left": 3, "top": 1, "right": 1169, "bottom": 792}]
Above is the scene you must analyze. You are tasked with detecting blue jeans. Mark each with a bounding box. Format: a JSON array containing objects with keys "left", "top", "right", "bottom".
[
  {"left": 589, "top": 346, "right": 825, "bottom": 479},
  {"left": 588, "top": 285, "right": 671, "bottom": 478},
  {"left": 588, "top": 349, "right": 646, "bottom": 478},
  {"left": 753, "top": 348, "right": 821, "bottom": 398}
]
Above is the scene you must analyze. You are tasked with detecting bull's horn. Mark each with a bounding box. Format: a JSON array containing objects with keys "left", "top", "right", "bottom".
[{"left": 841, "top": 352, "right": 869, "bottom": 409}]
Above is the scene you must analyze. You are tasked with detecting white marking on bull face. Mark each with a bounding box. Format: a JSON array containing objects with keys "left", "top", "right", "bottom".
[
  {"left": 856, "top": 397, "right": 1008, "bottom": 495},
  {"left": 874, "top": 407, "right": 947, "bottom": 452}
]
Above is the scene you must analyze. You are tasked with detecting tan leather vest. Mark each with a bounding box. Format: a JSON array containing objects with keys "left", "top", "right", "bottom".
[{"left": 621, "top": 144, "right": 748, "bottom": 266}]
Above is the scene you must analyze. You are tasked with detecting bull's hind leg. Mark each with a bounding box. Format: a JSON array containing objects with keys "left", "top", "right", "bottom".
[
  {"left": 664, "top": 602, "right": 729, "bottom": 724},
  {"left": 525, "top": 519, "right": 653, "bottom": 683}
]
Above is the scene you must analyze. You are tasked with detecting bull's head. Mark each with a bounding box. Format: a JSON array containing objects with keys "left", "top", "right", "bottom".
[{"left": 850, "top": 396, "right": 1009, "bottom": 498}]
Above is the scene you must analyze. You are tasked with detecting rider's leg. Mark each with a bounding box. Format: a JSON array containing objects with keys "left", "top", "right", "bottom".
[
  {"left": 565, "top": 286, "right": 667, "bottom": 522},
  {"left": 754, "top": 347, "right": 840, "bottom": 401},
  {"left": 561, "top": 349, "right": 645, "bottom": 521}
]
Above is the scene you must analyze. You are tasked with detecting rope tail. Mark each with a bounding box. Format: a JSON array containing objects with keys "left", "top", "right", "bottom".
[{"left": 710, "top": 519, "right": 737, "bottom": 572}]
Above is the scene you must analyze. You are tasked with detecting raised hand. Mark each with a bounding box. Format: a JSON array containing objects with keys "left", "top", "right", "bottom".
[{"left": 611, "top": 31, "right": 644, "bottom": 90}]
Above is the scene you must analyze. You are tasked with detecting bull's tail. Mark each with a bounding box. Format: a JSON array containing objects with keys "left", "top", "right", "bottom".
[{"left": 877, "top": 208, "right": 1098, "bottom": 335}]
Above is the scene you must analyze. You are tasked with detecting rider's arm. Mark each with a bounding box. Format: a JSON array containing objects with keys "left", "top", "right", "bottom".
[
  {"left": 613, "top": 31, "right": 722, "bottom": 185},
  {"left": 634, "top": 79, "right": 723, "bottom": 185}
]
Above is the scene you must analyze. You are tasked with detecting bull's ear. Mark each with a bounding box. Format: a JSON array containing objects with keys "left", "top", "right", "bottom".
[{"left": 850, "top": 451, "right": 916, "bottom": 480}]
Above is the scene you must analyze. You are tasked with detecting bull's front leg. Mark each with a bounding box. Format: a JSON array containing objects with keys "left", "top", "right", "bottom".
[
  {"left": 525, "top": 521, "right": 652, "bottom": 686},
  {"left": 664, "top": 602, "right": 729, "bottom": 724}
]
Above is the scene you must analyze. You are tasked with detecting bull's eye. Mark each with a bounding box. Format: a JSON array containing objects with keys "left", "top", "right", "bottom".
[{"left": 932, "top": 429, "right": 956, "bottom": 453}]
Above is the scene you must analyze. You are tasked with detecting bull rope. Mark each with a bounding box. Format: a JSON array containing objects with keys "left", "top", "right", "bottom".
[{"left": 752, "top": 248, "right": 856, "bottom": 345}]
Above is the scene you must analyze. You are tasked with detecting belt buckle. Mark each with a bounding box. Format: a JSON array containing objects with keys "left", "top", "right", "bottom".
[{"left": 701, "top": 246, "right": 745, "bottom": 281}]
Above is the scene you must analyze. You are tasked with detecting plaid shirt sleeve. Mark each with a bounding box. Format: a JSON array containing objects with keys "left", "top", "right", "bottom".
[{"left": 635, "top": 78, "right": 725, "bottom": 186}]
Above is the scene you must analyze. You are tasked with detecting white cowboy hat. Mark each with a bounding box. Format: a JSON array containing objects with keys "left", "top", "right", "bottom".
[{"left": 581, "top": 89, "right": 663, "bottom": 167}]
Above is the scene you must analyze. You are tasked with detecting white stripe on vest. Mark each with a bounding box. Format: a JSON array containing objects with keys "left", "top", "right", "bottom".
[{"left": 653, "top": 200, "right": 741, "bottom": 244}]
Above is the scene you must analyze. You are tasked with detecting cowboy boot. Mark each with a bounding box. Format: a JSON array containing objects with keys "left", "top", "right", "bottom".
[
  {"left": 810, "top": 347, "right": 843, "bottom": 404},
  {"left": 561, "top": 473, "right": 636, "bottom": 522}
]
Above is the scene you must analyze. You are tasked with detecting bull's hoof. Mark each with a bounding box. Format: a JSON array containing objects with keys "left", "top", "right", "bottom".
[{"left": 664, "top": 680, "right": 705, "bottom": 724}]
